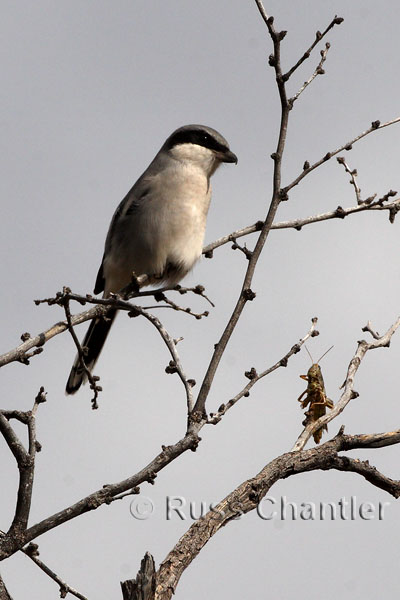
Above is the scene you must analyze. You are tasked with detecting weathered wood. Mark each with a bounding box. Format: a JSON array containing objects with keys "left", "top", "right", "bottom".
[
  {"left": 0, "top": 574, "right": 13, "bottom": 600},
  {"left": 121, "top": 553, "right": 156, "bottom": 600}
]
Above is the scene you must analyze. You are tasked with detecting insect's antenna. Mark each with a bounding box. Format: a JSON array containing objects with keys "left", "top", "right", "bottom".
[
  {"left": 304, "top": 344, "right": 314, "bottom": 364},
  {"left": 317, "top": 345, "right": 334, "bottom": 364}
]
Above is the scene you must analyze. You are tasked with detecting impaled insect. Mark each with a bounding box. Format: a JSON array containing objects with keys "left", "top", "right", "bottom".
[{"left": 297, "top": 346, "right": 334, "bottom": 444}]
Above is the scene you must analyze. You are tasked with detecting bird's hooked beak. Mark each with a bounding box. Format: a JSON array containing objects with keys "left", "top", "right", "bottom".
[{"left": 219, "top": 149, "right": 238, "bottom": 164}]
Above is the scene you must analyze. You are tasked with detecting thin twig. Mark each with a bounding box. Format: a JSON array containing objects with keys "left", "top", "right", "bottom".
[
  {"left": 22, "top": 543, "right": 88, "bottom": 600},
  {"left": 203, "top": 195, "right": 400, "bottom": 253},
  {"left": 0, "top": 430, "right": 201, "bottom": 560},
  {"left": 292, "top": 316, "right": 400, "bottom": 451},
  {"left": 132, "top": 307, "right": 195, "bottom": 415},
  {"left": 230, "top": 238, "right": 253, "bottom": 260},
  {"left": 62, "top": 293, "right": 102, "bottom": 409},
  {"left": 283, "top": 117, "right": 400, "bottom": 194},
  {"left": 208, "top": 318, "right": 318, "bottom": 423},
  {"left": 337, "top": 156, "right": 363, "bottom": 204},
  {"left": 151, "top": 292, "right": 209, "bottom": 320},
  {"left": 289, "top": 43, "right": 330, "bottom": 106},
  {"left": 284, "top": 15, "right": 344, "bottom": 80},
  {"left": 192, "top": 0, "right": 290, "bottom": 420}
]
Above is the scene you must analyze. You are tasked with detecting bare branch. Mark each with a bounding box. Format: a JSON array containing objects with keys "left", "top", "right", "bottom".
[
  {"left": 148, "top": 292, "right": 210, "bottom": 320},
  {"left": 230, "top": 238, "right": 253, "bottom": 260},
  {"left": 208, "top": 318, "right": 318, "bottom": 424},
  {"left": 62, "top": 294, "right": 102, "bottom": 409},
  {"left": 203, "top": 195, "right": 400, "bottom": 253},
  {"left": 284, "top": 15, "right": 343, "bottom": 80},
  {"left": 135, "top": 308, "right": 195, "bottom": 416},
  {"left": 289, "top": 42, "right": 330, "bottom": 106},
  {"left": 362, "top": 320, "right": 381, "bottom": 339},
  {"left": 0, "top": 573, "right": 13, "bottom": 600},
  {"left": 1, "top": 290, "right": 194, "bottom": 414},
  {"left": 0, "top": 412, "right": 28, "bottom": 465},
  {"left": 203, "top": 221, "right": 264, "bottom": 255},
  {"left": 0, "top": 304, "right": 102, "bottom": 368},
  {"left": 3, "top": 390, "right": 44, "bottom": 545},
  {"left": 0, "top": 429, "right": 201, "bottom": 560},
  {"left": 22, "top": 543, "right": 88, "bottom": 600},
  {"left": 283, "top": 117, "right": 400, "bottom": 194},
  {"left": 292, "top": 317, "right": 400, "bottom": 451},
  {"left": 337, "top": 156, "right": 363, "bottom": 204},
  {"left": 340, "top": 429, "right": 400, "bottom": 450},
  {"left": 192, "top": 1, "right": 290, "bottom": 419},
  {"left": 0, "top": 282, "right": 214, "bottom": 370},
  {"left": 154, "top": 429, "right": 400, "bottom": 599},
  {"left": 330, "top": 455, "right": 400, "bottom": 498}
]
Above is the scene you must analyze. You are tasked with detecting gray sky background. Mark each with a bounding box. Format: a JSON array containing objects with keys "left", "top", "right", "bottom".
[{"left": 1, "top": 1, "right": 400, "bottom": 598}]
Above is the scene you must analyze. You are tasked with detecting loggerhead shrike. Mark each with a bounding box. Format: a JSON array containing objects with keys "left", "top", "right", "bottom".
[{"left": 65, "top": 124, "right": 237, "bottom": 394}]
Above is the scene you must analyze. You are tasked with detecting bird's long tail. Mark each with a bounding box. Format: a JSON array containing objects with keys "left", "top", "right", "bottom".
[{"left": 65, "top": 309, "right": 117, "bottom": 394}]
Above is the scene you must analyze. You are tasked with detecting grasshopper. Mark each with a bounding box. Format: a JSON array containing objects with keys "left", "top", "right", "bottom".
[{"left": 297, "top": 346, "right": 334, "bottom": 444}]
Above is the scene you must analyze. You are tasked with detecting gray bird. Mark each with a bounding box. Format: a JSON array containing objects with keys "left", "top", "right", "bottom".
[{"left": 66, "top": 124, "right": 237, "bottom": 394}]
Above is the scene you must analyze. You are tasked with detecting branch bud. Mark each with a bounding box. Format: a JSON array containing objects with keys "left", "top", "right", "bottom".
[
  {"left": 165, "top": 361, "right": 178, "bottom": 374},
  {"left": 335, "top": 206, "right": 346, "bottom": 219},
  {"left": 242, "top": 288, "right": 256, "bottom": 301},
  {"left": 244, "top": 367, "right": 258, "bottom": 380},
  {"left": 279, "top": 189, "right": 289, "bottom": 201}
]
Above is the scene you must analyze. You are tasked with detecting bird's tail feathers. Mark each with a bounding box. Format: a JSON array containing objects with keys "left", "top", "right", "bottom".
[{"left": 65, "top": 310, "right": 117, "bottom": 395}]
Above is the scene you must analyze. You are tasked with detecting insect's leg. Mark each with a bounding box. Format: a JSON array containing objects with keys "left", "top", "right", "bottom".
[{"left": 297, "top": 390, "right": 308, "bottom": 404}]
